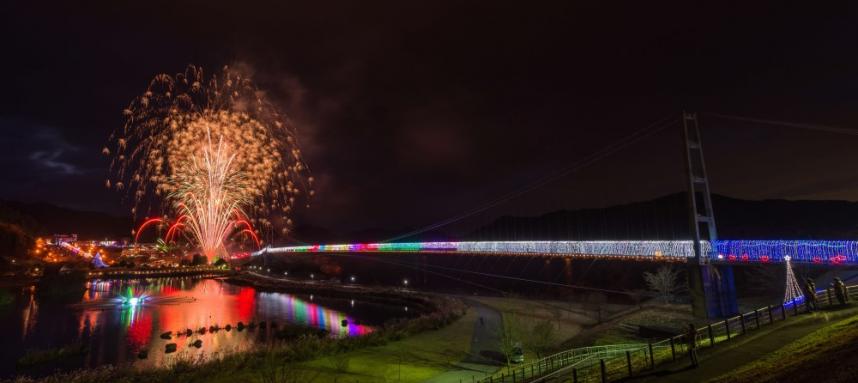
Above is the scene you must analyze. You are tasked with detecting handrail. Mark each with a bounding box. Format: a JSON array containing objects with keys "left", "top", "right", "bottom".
[{"left": 479, "top": 283, "right": 856, "bottom": 383}]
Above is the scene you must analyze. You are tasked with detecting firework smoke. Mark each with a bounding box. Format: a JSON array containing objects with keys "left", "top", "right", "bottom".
[{"left": 106, "top": 65, "right": 312, "bottom": 260}]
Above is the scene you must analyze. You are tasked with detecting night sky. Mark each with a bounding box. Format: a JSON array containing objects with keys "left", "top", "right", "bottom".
[{"left": 2, "top": 1, "right": 858, "bottom": 237}]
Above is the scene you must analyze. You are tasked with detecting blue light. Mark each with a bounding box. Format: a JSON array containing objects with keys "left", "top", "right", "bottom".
[{"left": 251, "top": 240, "right": 858, "bottom": 265}]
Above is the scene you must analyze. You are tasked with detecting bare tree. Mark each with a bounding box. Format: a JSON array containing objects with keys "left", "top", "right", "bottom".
[
  {"left": 643, "top": 266, "right": 682, "bottom": 303},
  {"left": 498, "top": 313, "right": 522, "bottom": 368},
  {"left": 529, "top": 319, "right": 557, "bottom": 358}
]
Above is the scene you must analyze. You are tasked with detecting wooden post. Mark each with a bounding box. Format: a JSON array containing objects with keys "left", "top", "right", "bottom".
[
  {"left": 600, "top": 359, "right": 607, "bottom": 383},
  {"left": 626, "top": 350, "right": 633, "bottom": 376},
  {"left": 827, "top": 288, "right": 833, "bottom": 306},
  {"left": 648, "top": 342, "right": 654, "bottom": 368},
  {"left": 572, "top": 368, "right": 578, "bottom": 383},
  {"left": 670, "top": 337, "right": 676, "bottom": 360},
  {"left": 739, "top": 313, "right": 746, "bottom": 334},
  {"left": 707, "top": 324, "right": 714, "bottom": 346},
  {"left": 725, "top": 319, "right": 731, "bottom": 340},
  {"left": 768, "top": 305, "right": 774, "bottom": 324},
  {"left": 754, "top": 309, "right": 761, "bottom": 329}
]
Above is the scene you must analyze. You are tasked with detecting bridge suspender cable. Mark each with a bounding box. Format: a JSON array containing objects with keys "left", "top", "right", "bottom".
[{"left": 383, "top": 115, "right": 680, "bottom": 242}]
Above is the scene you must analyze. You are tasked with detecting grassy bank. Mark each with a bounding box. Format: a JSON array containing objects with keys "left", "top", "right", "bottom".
[
  {"left": 7, "top": 292, "right": 466, "bottom": 383},
  {"left": 296, "top": 307, "right": 478, "bottom": 382},
  {"left": 471, "top": 296, "right": 593, "bottom": 362},
  {"left": 708, "top": 307, "right": 858, "bottom": 383},
  {"left": 634, "top": 304, "right": 858, "bottom": 383}
]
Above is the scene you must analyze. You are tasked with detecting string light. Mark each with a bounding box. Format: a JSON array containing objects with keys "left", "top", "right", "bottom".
[
  {"left": 254, "top": 240, "right": 858, "bottom": 265},
  {"left": 783, "top": 255, "right": 804, "bottom": 304},
  {"left": 714, "top": 240, "right": 858, "bottom": 264}
]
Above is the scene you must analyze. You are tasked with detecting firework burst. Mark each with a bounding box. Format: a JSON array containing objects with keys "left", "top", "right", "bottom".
[{"left": 106, "top": 65, "right": 312, "bottom": 260}]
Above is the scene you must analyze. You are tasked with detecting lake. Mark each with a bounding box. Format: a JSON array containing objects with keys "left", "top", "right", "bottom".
[{"left": 0, "top": 276, "right": 412, "bottom": 377}]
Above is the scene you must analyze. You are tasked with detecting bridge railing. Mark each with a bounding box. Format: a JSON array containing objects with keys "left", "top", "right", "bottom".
[
  {"left": 256, "top": 240, "right": 858, "bottom": 264},
  {"left": 479, "top": 284, "right": 856, "bottom": 383}
]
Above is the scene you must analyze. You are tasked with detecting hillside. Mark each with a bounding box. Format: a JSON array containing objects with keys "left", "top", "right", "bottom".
[
  {"left": 0, "top": 200, "right": 130, "bottom": 240},
  {"left": 467, "top": 193, "right": 858, "bottom": 240}
]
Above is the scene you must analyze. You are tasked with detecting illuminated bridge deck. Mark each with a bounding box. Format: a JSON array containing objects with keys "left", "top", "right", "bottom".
[{"left": 252, "top": 240, "right": 858, "bottom": 265}]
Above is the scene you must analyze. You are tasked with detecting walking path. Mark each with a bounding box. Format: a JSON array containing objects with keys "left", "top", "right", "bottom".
[
  {"left": 630, "top": 305, "right": 858, "bottom": 382},
  {"left": 426, "top": 299, "right": 504, "bottom": 383}
]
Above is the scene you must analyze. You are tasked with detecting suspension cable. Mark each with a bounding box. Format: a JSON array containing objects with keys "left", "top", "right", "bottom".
[
  {"left": 384, "top": 115, "right": 679, "bottom": 242},
  {"left": 707, "top": 113, "right": 858, "bottom": 137}
]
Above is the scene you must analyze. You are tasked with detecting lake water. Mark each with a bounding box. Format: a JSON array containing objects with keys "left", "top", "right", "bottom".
[{"left": 0, "top": 277, "right": 411, "bottom": 377}]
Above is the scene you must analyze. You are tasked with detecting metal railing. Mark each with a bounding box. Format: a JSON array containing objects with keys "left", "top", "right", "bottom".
[{"left": 478, "top": 284, "right": 856, "bottom": 383}]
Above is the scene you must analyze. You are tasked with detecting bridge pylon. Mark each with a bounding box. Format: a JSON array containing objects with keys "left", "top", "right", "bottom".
[{"left": 682, "top": 111, "right": 738, "bottom": 318}]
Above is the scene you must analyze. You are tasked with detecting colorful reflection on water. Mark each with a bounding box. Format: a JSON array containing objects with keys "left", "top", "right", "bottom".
[{"left": 0, "top": 277, "right": 397, "bottom": 376}]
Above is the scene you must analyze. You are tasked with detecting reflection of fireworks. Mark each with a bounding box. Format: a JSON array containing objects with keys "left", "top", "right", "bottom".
[{"left": 106, "top": 65, "right": 312, "bottom": 260}]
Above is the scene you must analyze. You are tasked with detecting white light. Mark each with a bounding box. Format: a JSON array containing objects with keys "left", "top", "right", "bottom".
[
  {"left": 350, "top": 276, "right": 356, "bottom": 282},
  {"left": 128, "top": 297, "right": 139, "bottom": 306}
]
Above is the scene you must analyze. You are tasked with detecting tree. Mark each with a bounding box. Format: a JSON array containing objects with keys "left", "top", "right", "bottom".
[
  {"left": 529, "top": 319, "right": 557, "bottom": 358},
  {"left": 191, "top": 253, "right": 207, "bottom": 265},
  {"left": 213, "top": 258, "right": 229, "bottom": 269},
  {"left": 643, "top": 266, "right": 682, "bottom": 303},
  {"left": 497, "top": 313, "right": 522, "bottom": 368}
]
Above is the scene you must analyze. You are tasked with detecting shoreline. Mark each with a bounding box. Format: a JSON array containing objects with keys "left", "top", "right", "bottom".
[{"left": 5, "top": 271, "right": 467, "bottom": 383}]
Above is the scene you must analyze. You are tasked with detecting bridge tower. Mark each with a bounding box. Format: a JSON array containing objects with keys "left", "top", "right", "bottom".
[{"left": 682, "top": 111, "right": 738, "bottom": 318}]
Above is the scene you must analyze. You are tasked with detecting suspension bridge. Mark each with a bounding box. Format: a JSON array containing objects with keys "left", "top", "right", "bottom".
[
  {"left": 241, "top": 112, "right": 858, "bottom": 319},
  {"left": 252, "top": 239, "right": 858, "bottom": 265}
]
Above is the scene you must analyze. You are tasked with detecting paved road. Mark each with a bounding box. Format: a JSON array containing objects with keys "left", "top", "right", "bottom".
[{"left": 426, "top": 299, "right": 504, "bottom": 383}]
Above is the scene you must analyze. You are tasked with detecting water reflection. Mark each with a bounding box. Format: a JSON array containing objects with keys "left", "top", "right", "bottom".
[{"left": 2, "top": 277, "right": 388, "bottom": 377}]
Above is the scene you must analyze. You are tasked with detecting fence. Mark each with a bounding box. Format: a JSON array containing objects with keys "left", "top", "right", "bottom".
[{"left": 478, "top": 284, "right": 856, "bottom": 383}]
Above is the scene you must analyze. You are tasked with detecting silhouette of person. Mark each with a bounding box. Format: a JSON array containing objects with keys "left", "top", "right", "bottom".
[
  {"left": 804, "top": 278, "right": 818, "bottom": 310},
  {"left": 687, "top": 323, "right": 699, "bottom": 368}
]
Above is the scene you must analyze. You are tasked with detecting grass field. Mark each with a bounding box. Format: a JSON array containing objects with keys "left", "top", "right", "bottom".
[{"left": 293, "top": 308, "right": 479, "bottom": 382}]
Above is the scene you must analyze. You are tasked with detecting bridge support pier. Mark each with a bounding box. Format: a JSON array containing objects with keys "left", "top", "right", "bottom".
[{"left": 688, "top": 261, "right": 738, "bottom": 318}]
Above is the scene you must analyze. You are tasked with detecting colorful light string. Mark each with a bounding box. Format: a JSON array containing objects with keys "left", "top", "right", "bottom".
[{"left": 254, "top": 240, "right": 858, "bottom": 265}]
